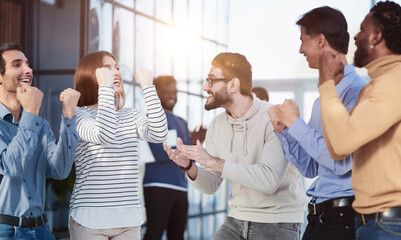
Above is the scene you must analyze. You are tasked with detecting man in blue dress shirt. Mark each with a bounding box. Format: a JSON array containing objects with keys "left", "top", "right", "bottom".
[
  {"left": 268, "top": 7, "right": 367, "bottom": 240},
  {"left": 0, "top": 43, "right": 80, "bottom": 239}
]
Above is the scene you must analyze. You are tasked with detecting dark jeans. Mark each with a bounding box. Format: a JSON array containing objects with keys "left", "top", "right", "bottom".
[
  {"left": 143, "top": 187, "right": 188, "bottom": 240},
  {"left": 302, "top": 206, "right": 356, "bottom": 240},
  {"left": 355, "top": 216, "right": 401, "bottom": 239},
  {"left": 213, "top": 216, "right": 301, "bottom": 240},
  {"left": 0, "top": 223, "right": 55, "bottom": 240}
]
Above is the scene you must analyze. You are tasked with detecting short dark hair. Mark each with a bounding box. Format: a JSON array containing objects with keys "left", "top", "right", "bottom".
[
  {"left": 0, "top": 43, "right": 23, "bottom": 76},
  {"left": 252, "top": 87, "right": 269, "bottom": 102},
  {"left": 154, "top": 75, "right": 176, "bottom": 92},
  {"left": 370, "top": 1, "right": 401, "bottom": 54},
  {"left": 211, "top": 52, "right": 252, "bottom": 96},
  {"left": 297, "top": 6, "right": 349, "bottom": 54}
]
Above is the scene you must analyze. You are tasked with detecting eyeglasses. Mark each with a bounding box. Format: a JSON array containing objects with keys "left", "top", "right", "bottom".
[{"left": 205, "top": 77, "right": 231, "bottom": 87}]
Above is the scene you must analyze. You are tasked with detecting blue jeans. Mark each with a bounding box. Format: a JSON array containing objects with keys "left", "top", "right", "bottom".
[
  {"left": 355, "top": 217, "right": 401, "bottom": 240},
  {"left": 213, "top": 216, "right": 301, "bottom": 240},
  {"left": 0, "top": 223, "right": 55, "bottom": 240}
]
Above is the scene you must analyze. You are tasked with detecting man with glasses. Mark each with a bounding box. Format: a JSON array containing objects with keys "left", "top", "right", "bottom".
[{"left": 164, "top": 52, "right": 305, "bottom": 239}]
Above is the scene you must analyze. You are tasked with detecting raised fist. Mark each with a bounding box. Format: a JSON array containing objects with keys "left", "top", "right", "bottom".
[
  {"left": 96, "top": 67, "right": 114, "bottom": 87},
  {"left": 60, "top": 88, "right": 81, "bottom": 118},
  {"left": 135, "top": 69, "right": 153, "bottom": 89},
  {"left": 16, "top": 85, "right": 43, "bottom": 116}
]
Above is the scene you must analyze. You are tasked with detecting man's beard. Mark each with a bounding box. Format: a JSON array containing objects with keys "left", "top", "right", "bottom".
[
  {"left": 354, "top": 36, "right": 369, "bottom": 68},
  {"left": 204, "top": 87, "right": 232, "bottom": 111}
]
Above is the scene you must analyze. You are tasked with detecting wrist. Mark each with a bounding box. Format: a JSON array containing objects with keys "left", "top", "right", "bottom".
[
  {"left": 24, "top": 108, "right": 40, "bottom": 116},
  {"left": 179, "top": 160, "right": 195, "bottom": 172}
]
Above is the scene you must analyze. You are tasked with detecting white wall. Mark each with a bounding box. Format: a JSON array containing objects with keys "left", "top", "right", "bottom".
[{"left": 228, "top": 0, "right": 374, "bottom": 80}]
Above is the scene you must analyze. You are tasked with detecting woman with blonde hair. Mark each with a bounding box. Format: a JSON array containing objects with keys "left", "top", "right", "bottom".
[{"left": 69, "top": 51, "right": 168, "bottom": 240}]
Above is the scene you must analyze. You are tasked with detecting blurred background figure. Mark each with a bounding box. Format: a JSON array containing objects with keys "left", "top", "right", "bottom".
[
  {"left": 252, "top": 87, "right": 269, "bottom": 102},
  {"left": 143, "top": 75, "right": 205, "bottom": 240}
]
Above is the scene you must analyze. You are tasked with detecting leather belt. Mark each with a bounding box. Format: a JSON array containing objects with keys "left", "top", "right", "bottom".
[
  {"left": 0, "top": 213, "right": 47, "bottom": 228},
  {"left": 356, "top": 207, "right": 401, "bottom": 226},
  {"left": 308, "top": 196, "right": 354, "bottom": 215}
]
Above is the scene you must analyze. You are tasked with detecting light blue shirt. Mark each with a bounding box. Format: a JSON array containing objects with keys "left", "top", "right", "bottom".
[
  {"left": 276, "top": 65, "right": 367, "bottom": 203},
  {"left": 0, "top": 103, "right": 79, "bottom": 217}
]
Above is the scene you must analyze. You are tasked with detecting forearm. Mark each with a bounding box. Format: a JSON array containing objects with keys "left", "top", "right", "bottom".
[
  {"left": 287, "top": 118, "right": 352, "bottom": 174},
  {"left": 276, "top": 129, "right": 318, "bottom": 178},
  {"left": 46, "top": 116, "right": 79, "bottom": 179},
  {"left": 76, "top": 86, "right": 117, "bottom": 144},
  {"left": 188, "top": 165, "right": 223, "bottom": 194},
  {"left": 138, "top": 86, "right": 168, "bottom": 143}
]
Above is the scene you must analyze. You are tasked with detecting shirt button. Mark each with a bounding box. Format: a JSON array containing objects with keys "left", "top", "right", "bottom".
[
  {"left": 67, "top": 124, "right": 71, "bottom": 127},
  {"left": 23, "top": 179, "right": 26, "bottom": 182},
  {"left": 29, "top": 196, "right": 31, "bottom": 200},
  {"left": 35, "top": 122, "right": 39, "bottom": 126},
  {"left": 30, "top": 212, "right": 33, "bottom": 216},
  {"left": 68, "top": 146, "right": 71, "bottom": 149}
]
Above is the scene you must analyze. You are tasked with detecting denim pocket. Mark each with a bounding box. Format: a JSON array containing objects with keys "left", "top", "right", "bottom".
[
  {"left": 0, "top": 224, "right": 17, "bottom": 239},
  {"left": 378, "top": 219, "right": 401, "bottom": 237},
  {"left": 274, "top": 222, "right": 300, "bottom": 233}
]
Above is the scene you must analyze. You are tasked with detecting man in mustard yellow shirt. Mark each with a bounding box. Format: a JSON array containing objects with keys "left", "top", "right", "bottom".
[{"left": 318, "top": 1, "right": 401, "bottom": 239}]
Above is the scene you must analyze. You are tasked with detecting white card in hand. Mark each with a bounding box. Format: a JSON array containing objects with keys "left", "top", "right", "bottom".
[{"left": 165, "top": 129, "right": 178, "bottom": 147}]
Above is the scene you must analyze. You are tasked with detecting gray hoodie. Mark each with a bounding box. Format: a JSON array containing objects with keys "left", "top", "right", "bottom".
[{"left": 190, "top": 95, "right": 305, "bottom": 223}]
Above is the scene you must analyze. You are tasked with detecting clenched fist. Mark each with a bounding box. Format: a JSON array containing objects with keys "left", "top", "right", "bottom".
[
  {"left": 60, "top": 88, "right": 81, "bottom": 118},
  {"left": 96, "top": 67, "right": 114, "bottom": 87},
  {"left": 135, "top": 69, "right": 153, "bottom": 89},
  {"left": 16, "top": 85, "right": 43, "bottom": 116}
]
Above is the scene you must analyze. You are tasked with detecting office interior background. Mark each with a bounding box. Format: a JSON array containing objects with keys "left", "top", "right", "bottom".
[{"left": 2, "top": 0, "right": 401, "bottom": 239}]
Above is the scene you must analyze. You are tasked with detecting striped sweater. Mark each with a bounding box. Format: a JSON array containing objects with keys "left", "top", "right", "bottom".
[{"left": 69, "top": 85, "right": 168, "bottom": 229}]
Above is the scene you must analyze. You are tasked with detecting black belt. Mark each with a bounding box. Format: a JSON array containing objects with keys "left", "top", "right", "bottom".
[
  {"left": 356, "top": 207, "right": 401, "bottom": 226},
  {"left": 0, "top": 213, "right": 47, "bottom": 228},
  {"left": 308, "top": 196, "right": 354, "bottom": 215}
]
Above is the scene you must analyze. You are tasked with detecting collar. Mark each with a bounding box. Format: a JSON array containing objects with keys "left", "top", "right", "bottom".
[
  {"left": 0, "top": 102, "right": 12, "bottom": 120},
  {"left": 0, "top": 102, "right": 21, "bottom": 124},
  {"left": 366, "top": 55, "right": 401, "bottom": 80}
]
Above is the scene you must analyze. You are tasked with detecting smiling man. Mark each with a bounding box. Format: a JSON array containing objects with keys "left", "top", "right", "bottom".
[
  {"left": 164, "top": 52, "right": 305, "bottom": 240},
  {"left": 267, "top": 7, "right": 367, "bottom": 240},
  {"left": 0, "top": 43, "right": 80, "bottom": 239},
  {"left": 318, "top": 2, "right": 401, "bottom": 239}
]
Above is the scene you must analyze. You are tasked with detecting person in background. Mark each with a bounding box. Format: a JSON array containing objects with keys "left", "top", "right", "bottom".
[
  {"left": 318, "top": 1, "right": 401, "bottom": 239},
  {"left": 268, "top": 6, "right": 367, "bottom": 240},
  {"left": 69, "top": 51, "right": 168, "bottom": 240},
  {"left": 0, "top": 42, "right": 80, "bottom": 239},
  {"left": 164, "top": 52, "right": 305, "bottom": 240},
  {"left": 143, "top": 75, "right": 205, "bottom": 240},
  {"left": 252, "top": 87, "right": 269, "bottom": 102}
]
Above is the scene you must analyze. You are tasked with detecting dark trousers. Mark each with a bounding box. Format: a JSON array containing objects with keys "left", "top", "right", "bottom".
[
  {"left": 302, "top": 206, "right": 356, "bottom": 240},
  {"left": 143, "top": 187, "right": 188, "bottom": 240}
]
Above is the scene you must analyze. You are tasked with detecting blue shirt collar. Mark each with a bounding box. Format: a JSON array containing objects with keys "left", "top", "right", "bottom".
[
  {"left": 0, "top": 102, "right": 20, "bottom": 124},
  {"left": 0, "top": 102, "right": 11, "bottom": 120},
  {"left": 335, "top": 64, "right": 356, "bottom": 93}
]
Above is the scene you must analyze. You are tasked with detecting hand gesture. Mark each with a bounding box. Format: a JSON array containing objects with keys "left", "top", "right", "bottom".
[
  {"left": 177, "top": 138, "right": 216, "bottom": 168},
  {"left": 135, "top": 69, "right": 153, "bottom": 89},
  {"left": 96, "top": 67, "right": 114, "bottom": 86},
  {"left": 278, "top": 99, "right": 300, "bottom": 128},
  {"left": 60, "top": 88, "right": 81, "bottom": 118},
  {"left": 16, "top": 85, "right": 43, "bottom": 116},
  {"left": 319, "top": 51, "right": 344, "bottom": 86},
  {"left": 190, "top": 125, "right": 207, "bottom": 145},
  {"left": 163, "top": 139, "right": 190, "bottom": 168},
  {"left": 268, "top": 105, "right": 286, "bottom": 133}
]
